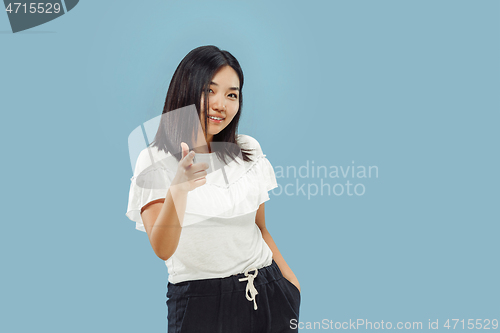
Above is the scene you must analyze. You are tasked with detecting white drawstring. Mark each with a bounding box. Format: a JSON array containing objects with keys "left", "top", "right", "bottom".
[{"left": 239, "top": 267, "right": 259, "bottom": 310}]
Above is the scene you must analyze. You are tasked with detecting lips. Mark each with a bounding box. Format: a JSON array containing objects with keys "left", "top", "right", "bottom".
[
  {"left": 208, "top": 116, "right": 223, "bottom": 124},
  {"left": 208, "top": 114, "right": 225, "bottom": 120}
]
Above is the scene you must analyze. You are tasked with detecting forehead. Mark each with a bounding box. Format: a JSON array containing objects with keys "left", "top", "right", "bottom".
[{"left": 211, "top": 66, "right": 240, "bottom": 87}]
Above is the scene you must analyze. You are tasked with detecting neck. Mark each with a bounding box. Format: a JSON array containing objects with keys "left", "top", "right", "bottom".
[{"left": 192, "top": 130, "right": 213, "bottom": 154}]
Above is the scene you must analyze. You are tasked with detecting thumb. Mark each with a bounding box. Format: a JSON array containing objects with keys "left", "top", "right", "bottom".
[
  {"left": 180, "top": 142, "right": 190, "bottom": 159},
  {"left": 180, "top": 142, "right": 196, "bottom": 166}
]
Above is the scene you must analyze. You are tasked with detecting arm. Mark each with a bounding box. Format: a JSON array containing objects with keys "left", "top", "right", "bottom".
[
  {"left": 140, "top": 145, "right": 208, "bottom": 261},
  {"left": 255, "top": 202, "right": 301, "bottom": 292},
  {"left": 141, "top": 185, "right": 189, "bottom": 261}
]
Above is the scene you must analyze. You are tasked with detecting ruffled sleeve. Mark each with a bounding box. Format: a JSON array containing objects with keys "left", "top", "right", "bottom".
[
  {"left": 237, "top": 134, "right": 278, "bottom": 203},
  {"left": 125, "top": 147, "right": 176, "bottom": 232},
  {"left": 257, "top": 155, "right": 279, "bottom": 202}
]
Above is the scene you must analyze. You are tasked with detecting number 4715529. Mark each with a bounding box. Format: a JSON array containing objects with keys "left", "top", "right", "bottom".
[
  {"left": 444, "top": 319, "right": 498, "bottom": 330},
  {"left": 5, "top": 3, "right": 62, "bottom": 14}
]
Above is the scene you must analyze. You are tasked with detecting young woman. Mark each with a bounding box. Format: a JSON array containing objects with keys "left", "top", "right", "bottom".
[{"left": 126, "top": 45, "right": 301, "bottom": 332}]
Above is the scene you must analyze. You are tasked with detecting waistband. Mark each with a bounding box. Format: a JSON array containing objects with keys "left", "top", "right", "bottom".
[{"left": 166, "top": 259, "right": 283, "bottom": 298}]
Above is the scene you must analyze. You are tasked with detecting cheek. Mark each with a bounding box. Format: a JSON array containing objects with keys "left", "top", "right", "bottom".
[{"left": 228, "top": 108, "right": 239, "bottom": 121}]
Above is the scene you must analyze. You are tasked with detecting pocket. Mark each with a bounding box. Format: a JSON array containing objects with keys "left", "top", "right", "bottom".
[
  {"left": 166, "top": 295, "right": 191, "bottom": 333},
  {"left": 179, "top": 297, "right": 192, "bottom": 332},
  {"left": 276, "top": 277, "right": 301, "bottom": 319},
  {"left": 179, "top": 296, "right": 218, "bottom": 333},
  {"left": 283, "top": 277, "right": 301, "bottom": 297}
]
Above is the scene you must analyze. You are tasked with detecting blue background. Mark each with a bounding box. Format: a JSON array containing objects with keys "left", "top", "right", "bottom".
[{"left": 1, "top": 0, "right": 498, "bottom": 332}]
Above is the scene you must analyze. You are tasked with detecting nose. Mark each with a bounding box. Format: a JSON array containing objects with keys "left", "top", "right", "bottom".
[{"left": 211, "top": 92, "right": 226, "bottom": 111}]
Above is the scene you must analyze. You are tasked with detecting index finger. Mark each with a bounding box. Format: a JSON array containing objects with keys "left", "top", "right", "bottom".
[{"left": 181, "top": 150, "right": 196, "bottom": 168}]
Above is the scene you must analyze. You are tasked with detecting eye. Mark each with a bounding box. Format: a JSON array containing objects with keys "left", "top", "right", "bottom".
[{"left": 229, "top": 93, "right": 238, "bottom": 99}]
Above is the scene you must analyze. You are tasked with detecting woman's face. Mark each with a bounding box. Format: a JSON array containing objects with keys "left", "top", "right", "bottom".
[{"left": 199, "top": 65, "right": 240, "bottom": 139}]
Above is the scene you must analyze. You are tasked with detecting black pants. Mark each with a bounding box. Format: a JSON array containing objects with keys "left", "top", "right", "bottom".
[{"left": 166, "top": 260, "right": 301, "bottom": 332}]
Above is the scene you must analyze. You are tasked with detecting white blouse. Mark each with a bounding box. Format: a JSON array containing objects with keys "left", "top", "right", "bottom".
[{"left": 125, "top": 134, "right": 278, "bottom": 284}]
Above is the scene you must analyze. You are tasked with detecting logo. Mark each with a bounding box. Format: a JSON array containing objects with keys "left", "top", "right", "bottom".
[
  {"left": 127, "top": 105, "right": 244, "bottom": 187},
  {"left": 4, "top": 1, "right": 79, "bottom": 33},
  {"left": 128, "top": 105, "right": 249, "bottom": 227}
]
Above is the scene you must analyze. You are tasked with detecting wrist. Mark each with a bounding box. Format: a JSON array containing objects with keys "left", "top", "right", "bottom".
[{"left": 170, "top": 184, "right": 189, "bottom": 195}]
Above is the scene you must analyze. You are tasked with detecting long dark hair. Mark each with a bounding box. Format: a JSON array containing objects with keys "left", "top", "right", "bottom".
[{"left": 150, "top": 45, "right": 253, "bottom": 165}]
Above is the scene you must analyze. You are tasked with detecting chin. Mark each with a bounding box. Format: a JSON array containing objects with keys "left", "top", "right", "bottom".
[{"left": 209, "top": 130, "right": 222, "bottom": 136}]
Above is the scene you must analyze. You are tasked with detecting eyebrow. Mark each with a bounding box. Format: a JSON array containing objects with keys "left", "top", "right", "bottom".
[{"left": 210, "top": 81, "right": 240, "bottom": 91}]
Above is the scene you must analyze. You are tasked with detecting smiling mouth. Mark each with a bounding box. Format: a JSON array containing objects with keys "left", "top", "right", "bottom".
[{"left": 208, "top": 115, "right": 224, "bottom": 123}]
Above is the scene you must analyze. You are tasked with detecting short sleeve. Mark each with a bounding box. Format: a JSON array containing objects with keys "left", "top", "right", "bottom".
[
  {"left": 239, "top": 134, "right": 279, "bottom": 195},
  {"left": 260, "top": 156, "right": 278, "bottom": 192},
  {"left": 125, "top": 148, "right": 175, "bottom": 232}
]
